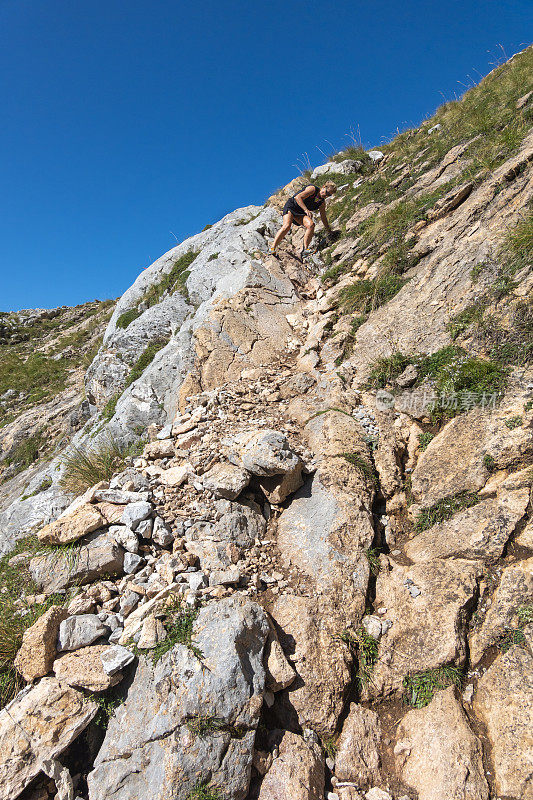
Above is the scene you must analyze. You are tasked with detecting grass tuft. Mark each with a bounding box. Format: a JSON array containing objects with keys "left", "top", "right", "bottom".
[
  {"left": 59, "top": 437, "right": 142, "bottom": 495},
  {"left": 415, "top": 491, "right": 481, "bottom": 531},
  {"left": 149, "top": 600, "right": 202, "bottom": 664},
  {"left": 340, "top": 626, "right": 378, "bottom": 688},
  {"left": 403, "top": 666, "right": 463, "bottom": 708},
  {"left": 418, "top": 432, "right": 434, "bottom": 451},
  {"left": 187, "top": 783, "right": 224, "bottom": 800}
]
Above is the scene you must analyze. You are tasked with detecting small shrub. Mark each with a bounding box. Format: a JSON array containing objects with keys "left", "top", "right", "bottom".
[
  {"left": 91, "top": 695, "right": 123, "bottom": 728},
  {"left": 415, "top": 491, "right": 480, "bottom": 531},
  {"left": 60, "top": 438, "right": 139, "bottom": 495},
  {"left": 505, "top": 416, "right": 522, "bottom": 429},
  {"left": 5, "top": 430, "right": 45, "bottom": 472},
  {"left": 186, "top": 715, "right": 227, "bottom": 736},
  {"left": 150, "top": 601, "right": 202, "bottom": 664},
  {"left": 340, "top": 626, "right": 378, "bottom": 688},
  {"left": 337, "top": 452, "right": 377, "bottom": 482},
  {"left": 321, "top": 734, "right": 338, "bottom": 759},
  {"left": 187, "top": 782, "right": 223, "bottom": 800},
  {"left": 340, "top": 272, "right": 407, "bottom": 315},
  {"left": 365, "top": 352, "right": 414, "bottom": 389},
  {"left": 208, "top": 253, "right": 219, "bottom": 262},
  {"left": 446, "top": 304, "right": 485, "bottom": 340},
  {"left": 497, "top": 208, "right": 533, "bottom": 284},
  {"left": 526, "top": 400, "right": 533, "bottom": 412},
  {"left": 102, "top": 392, "right": 120, "bottom": 421},
  {"left": 116, "top": 309, "right": 142, "bottom": 329},
  {"left": 418, "top": 432, "right": 434, "bottom": 451},
  {"left": 497, "top": 627, "right": 526, "bottom": 652},
  {"left": 403, "top": 666, "right": 463, "bottom": 708},
  {"left": 517, "top": 604, "right": 533, "bottom": 626},
  {"left": 143, "top": 250, "right": 198, "bottom": 306},
  {"left": 365, "top": 548, "right": 381, "bottom": 576},
  {"left": 483, "top": 453, "right": 496, "bottom": 471}
]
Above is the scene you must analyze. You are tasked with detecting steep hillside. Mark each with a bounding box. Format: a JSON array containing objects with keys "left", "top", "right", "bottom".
[
  {"left": 0, "top": 301, "right": 114, "bottom": 496},
  {"left": 0, "top": 47, "right": 531, "bottom": 800}
]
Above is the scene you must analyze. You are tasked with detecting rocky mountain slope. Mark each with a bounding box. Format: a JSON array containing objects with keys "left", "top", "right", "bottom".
[
  {"left": 0, "top": 46, "right": 532, "bottom": 800},
  {"left": 0, "top": 301, "right": 114, "bottom": 507}
]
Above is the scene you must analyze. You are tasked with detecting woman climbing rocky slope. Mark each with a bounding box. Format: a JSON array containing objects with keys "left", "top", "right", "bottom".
[{"left": 0, "top": 45, "right": 532, "bottom": 800}]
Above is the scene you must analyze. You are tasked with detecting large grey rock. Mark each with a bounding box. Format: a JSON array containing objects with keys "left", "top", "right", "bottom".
[
  {"left": 335, "top": 703, "right": 381, "bottom": 787},
  {"left": 53, "top": 645, "right": 122, "bottom": 692},
  {"left": 469, "top": 556, "right": 533, "bottom": 663},
  {"left": 411, "top": 403, "right": 533, "bottom": 509},
  {"left": 271, "top": 594, "right": 352, "bottom": 735},
  {"left": 370, "top": 558, "right": 481, "bottom": 698},
  {"left": 87, "top": 596, "right": 270, "bottom": 800},
  {"left": 202, "top": 462, "right": 250, "bottom": 500},
  {"left": 0, "top": 678, "right": 97, "bottom": 800},
  {"left": 227, "top": 429, "right": 301, "bottom": 476},
  {"left": 29, "top": 531, "right": 125, "bottom": 592},
  {"left": 185, "top": 499, "right": 266, "bottom": 571},
  {"left": 152, "top": 516, "right": 173, "bottom": 547},
  {"left": 58, "top": 614, "right": 110, "bottom": 651},
  {"left": 311, "top": 159, "right": 361, "bottom": 178}
]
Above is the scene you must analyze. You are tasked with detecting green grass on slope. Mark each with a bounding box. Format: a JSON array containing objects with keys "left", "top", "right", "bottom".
[
  {"left": 117, "top": 251, "right": 198, "bottom": 329},
  {"left": 318, "top": 47, "right": 532, "bottom": 337}
]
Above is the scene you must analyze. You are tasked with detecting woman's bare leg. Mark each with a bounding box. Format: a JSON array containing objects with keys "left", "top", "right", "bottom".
[
  {"left": 302, "top": 216, "right": 315, "bottom": 248},
  {"left": 272, "top": 213, "right": 293, "bottom": 250}
]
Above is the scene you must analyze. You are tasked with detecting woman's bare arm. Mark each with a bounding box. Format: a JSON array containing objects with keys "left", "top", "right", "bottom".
[
  {"left": 319, "top": 203, "right": 332, "bottom": 232},
  {"left": 294, "top": 186, "right": 317, "bottom": 216}
]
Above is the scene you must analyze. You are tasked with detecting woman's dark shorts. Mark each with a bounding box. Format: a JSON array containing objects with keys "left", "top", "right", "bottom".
[{"left": 282, "top": 199, "right": 305, "bottom": 225}]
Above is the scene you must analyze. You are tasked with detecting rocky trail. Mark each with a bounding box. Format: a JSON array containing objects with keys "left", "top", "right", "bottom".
[{"left": 0, "top": 47, "right": 532, "bottom": 800}]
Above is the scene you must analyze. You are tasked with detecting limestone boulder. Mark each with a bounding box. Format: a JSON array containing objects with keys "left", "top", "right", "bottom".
[
  {"left": 37, "top": 502, "right": 105, "bottom": 545},
  {"left": 469, "top": 556, "right": 533, "bottom": 663},
  {"left": 405, "top": 489, "right": 529, "bottom": 563},
  {"left": 226, "top": 429, "right": 301, "bottom": 476},
  {"left": 185, "top": 499, "right": 266, "bottom": 572},
  {"left": 264, "top": 626, "right": 297, "bottom": 692},
  {"left": 335, "top": 703, "right": 381, "bottom": 787},
  {"left": 53, "top": 645, "right": 122, "bottom": 691},
  {"left": 29, "top": 531, "right": 125, "bottom": 592},
  {"left": 270, "top": 594, "right": 352, "bottom": 735},
  {"left": 474, "top": 645, "right": 533, "bottom": 799},
  {"left": 395, "top": 686, "right": 489, "bottom": 800},
  {"left": 258, "top": 463, "right": 303, "bottom": 504},
  {"left": 14, "top": 605, "right": 69, "bottom": 682},
  {"left": 58, "top": 614, "right": 110, "bottom": 651},
  {"left": 202, "top": 462, "right": 250, "bottom": 500},
  {"left": 370, "top": 558, "right": 481, "bottom": 698},
  {"left": 88, "top": 596, "right": 270, "bottom": 800},
  {"left": 0, "top": 678, "right": 97, "bottom": 800},
  {"left": 257, "top": 731, "right": 325, "bottom": 800},
  {"left": 411, "top": 404, "right": 533, "bottom": 509},
  {"left": 100, "top": 644, "right": 135, "bottom": 675}
]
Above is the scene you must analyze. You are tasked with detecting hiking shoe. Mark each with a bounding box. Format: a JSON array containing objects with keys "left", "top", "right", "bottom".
[
  {"left": 300, "top": 248, "right": 312, "bottom": 259},
  {"left": 269, "top": 246, "right": 277, "bottom": 256}
]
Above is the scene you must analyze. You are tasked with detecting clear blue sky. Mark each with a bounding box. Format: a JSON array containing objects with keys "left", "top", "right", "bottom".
[{"left": 0, "top": 0, "right": 530, "bottom": 311}]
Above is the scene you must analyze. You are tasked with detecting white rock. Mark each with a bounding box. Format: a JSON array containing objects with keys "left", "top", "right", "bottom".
[
  {"left": 120, "top": 502, "right": 152, "bottom": 530},
  {"left": 123, "top": 553, "right": 143, "bottom": 574},
  {"left": 58, "top": 615, "right": 109, "bottom": 652}
]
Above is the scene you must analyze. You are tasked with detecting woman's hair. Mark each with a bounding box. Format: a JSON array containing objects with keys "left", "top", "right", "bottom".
[{"left": 324, "top": 181, "right": 337, "bottom": 194}]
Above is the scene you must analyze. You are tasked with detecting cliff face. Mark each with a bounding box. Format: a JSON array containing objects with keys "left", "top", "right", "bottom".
[{"left": 0, "top": 47, "right": 532, "bottom": 800}]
